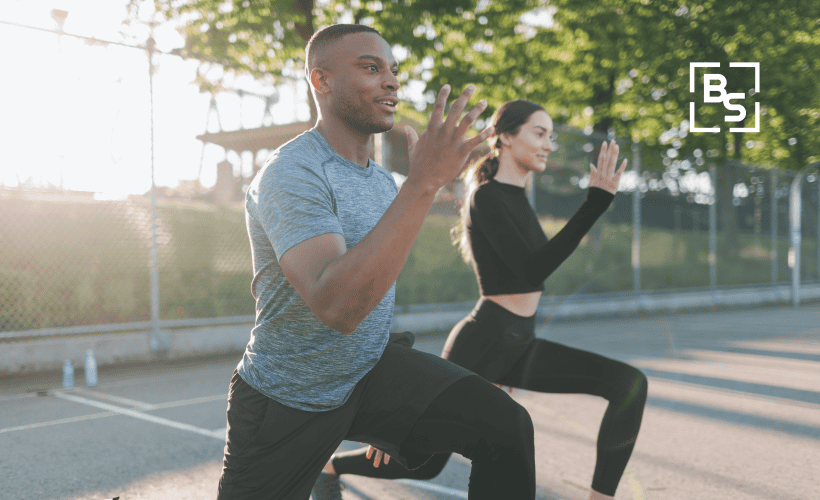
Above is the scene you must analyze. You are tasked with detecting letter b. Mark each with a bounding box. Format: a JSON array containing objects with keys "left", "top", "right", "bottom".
[{"left": 703, "top": 74, "right": 728, "bottom": 103}]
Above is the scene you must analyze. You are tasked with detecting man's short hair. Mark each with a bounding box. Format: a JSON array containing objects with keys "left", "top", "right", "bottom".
[{"left": 305, "top": 24, "right": 383, "bottom": 77}]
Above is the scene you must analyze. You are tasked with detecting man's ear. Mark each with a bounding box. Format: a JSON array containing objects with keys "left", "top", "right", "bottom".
[{"left": 309, "top": 67, "right": 329, "bottom": 95}]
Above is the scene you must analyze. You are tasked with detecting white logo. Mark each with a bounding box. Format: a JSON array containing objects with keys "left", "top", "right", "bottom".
[{"left": 689, "top": 62, "right": 760, "bottom": 133}]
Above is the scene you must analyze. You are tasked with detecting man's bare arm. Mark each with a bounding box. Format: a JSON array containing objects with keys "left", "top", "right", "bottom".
[{"left": 279, "top": 85, "right": 493, "bottom": 334}]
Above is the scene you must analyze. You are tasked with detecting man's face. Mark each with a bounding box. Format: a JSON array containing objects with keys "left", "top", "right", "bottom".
[{"left": 325, "top": 32, "right": 401, "bottom": 135}]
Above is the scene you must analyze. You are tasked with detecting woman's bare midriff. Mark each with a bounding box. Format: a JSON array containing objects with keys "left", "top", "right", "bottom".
[{"left": 484, "top": 291, "right": 542, "bottom": 317}]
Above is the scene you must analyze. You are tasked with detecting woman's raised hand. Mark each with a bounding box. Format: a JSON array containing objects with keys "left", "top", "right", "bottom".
[{"left": 588, "top": 141, "right": 628, "bottom": 195}]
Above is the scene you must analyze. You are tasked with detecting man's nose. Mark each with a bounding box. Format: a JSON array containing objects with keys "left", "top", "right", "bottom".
[{"left": 384, "top": 72, "right": 400, "bottom": 91}]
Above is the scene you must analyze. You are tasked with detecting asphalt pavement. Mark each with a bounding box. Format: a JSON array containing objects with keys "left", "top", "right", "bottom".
[{"left": 2, "top": 303, "right": 818, "bottom": 500}]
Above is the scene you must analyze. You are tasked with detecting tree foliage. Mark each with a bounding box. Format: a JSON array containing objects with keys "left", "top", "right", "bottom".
[{"left": 139, "top": 0, "right": 820, "bottom": 171}]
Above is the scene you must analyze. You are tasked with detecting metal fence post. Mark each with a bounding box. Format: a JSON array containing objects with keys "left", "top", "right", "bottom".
[
  {"left": 709, "top": 163, "right": 717, "bottom": 291},
  {"left": 789, "top": 173, "right": 803, "bottom": 307},
  {"left": 771, "top": 168, "right": 778, "bottom": 283},
  {"left": 147, "top": 36, "right": 167, "bottom": 353},
  {"left": 631, "top": 142, "right": 641, "bottom": 295}
]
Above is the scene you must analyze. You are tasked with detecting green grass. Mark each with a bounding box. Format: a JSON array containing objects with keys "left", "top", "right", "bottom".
[
  {"left": 154, "top": 199, "right": 254, "bottom": 320},
  {"left": 397, "top": 216, "right": 480, "bottom": 306},
  {"left": 0, "top": 197, "right": 254, "bottom": 331}
]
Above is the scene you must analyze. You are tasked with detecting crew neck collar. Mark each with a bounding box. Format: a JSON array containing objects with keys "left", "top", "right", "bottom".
[
  {"left": 488, "top": 178, "right": 526, "bottom": 193},
  {"left": 310, "top": 128, "right": 373, "bottom": 173}
]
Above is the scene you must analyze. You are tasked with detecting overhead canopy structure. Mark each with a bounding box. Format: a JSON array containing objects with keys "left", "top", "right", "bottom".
[
  {"left": 196, "top": 116, "right": 426, "bottom": 176},
  {"left": 196, "top": 121, "right": 313, "bottom": 155}
]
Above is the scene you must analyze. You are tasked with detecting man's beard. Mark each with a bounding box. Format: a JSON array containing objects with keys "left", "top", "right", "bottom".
[{"left": 335, "top": 91, "right": 393, "bottom": 135}]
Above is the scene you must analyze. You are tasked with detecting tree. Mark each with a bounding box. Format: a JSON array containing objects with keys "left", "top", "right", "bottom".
[
  {"left": 133, "top": 0, "right": 818, "bottom": 169},
  {"left": 608, "top": 0, "right": 820, "bottom": 246},
  {"left": 134, "top": 0, "right": 818, "bottom": 252},
  {"left": 420, "top": 0, "right": 819, "bottom": 247},
  {"left": 136, "top": 0, "right": 539, "bottom": 124}
]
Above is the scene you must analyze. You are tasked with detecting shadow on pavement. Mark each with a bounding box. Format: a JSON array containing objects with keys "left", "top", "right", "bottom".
[
  {"left": 642, "top": 368, "right": 820, "bottom": 406},
  {"left": 646, "top": 395, "right": 820, "bottom": 441}
]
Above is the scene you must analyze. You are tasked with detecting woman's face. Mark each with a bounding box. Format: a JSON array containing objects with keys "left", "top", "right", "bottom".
[{"left": 500, "top": 110, "right": 554, "bottom": 174}]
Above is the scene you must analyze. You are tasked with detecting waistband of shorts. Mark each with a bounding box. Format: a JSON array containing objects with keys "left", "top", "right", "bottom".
[{"left": 470, "top": 297, "right": 537, "bottom": 333}]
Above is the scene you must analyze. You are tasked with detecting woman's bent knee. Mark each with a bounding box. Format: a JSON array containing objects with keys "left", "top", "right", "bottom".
[
  {"left": 631, "top": 367, "right": 648, "bottom": 404},
  {"left": 611, "top": 363, "right": 648, "bottom": 405}
]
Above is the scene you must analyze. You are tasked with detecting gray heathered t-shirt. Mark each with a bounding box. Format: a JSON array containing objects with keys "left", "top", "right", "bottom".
[{"left": 237, "top": 128, "right": 398, "bottom": 411}]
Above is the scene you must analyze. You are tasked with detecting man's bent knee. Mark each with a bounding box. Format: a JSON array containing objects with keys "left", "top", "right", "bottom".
[{"left": 485, "top": 392, "right": 534, "bottom": 452}]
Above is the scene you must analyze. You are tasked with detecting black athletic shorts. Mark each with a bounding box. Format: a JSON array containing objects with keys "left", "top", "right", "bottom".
[{"left": 217, "top": 332, "right": 474, "bottom": 500}]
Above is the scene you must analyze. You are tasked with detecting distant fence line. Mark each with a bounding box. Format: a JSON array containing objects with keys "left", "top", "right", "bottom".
[
  {"left": 1, "top": 20, "right": 819, "bottom": 347},
  {"left": 2, "top": 156, "right": 818, "bottom": 346}
]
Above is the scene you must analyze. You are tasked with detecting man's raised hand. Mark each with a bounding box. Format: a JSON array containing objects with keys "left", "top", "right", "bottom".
[{"left": 404, "top": 85, "right": 494, "bottom": 193}]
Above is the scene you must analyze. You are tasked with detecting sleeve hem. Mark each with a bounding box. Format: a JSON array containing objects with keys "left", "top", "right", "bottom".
[{"left": 274, "top": 228, "right": 345, "bottom": 262}]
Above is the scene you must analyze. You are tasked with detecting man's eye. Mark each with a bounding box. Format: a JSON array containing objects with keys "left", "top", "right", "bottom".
[{"left": 369, "top": 65, "right": 378, "bottom": 71}]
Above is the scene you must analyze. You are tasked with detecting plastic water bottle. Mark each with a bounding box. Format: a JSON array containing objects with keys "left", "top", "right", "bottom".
[
  {"left": 62, "top": 359, "right": 74, "bottom": 388},
  {"left": 84, "top": 349, "right": 97, "bottom": 387}
]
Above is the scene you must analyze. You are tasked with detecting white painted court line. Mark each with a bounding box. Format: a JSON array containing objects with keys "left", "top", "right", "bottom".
[
  {"left": 0, "top": 411, "right": 118, "bottom": 434},
  {"left": 395, "top": 479, "right": 468, "bottom": 499},
  {"left": 72, "top": 389, "right": 227, "bottom": 411},
  {"left": 0, "top": 391, "right": 229, "bottom": 435},
  {"left": 73, "top": 387, "right": 155, "bottom": 409},
  {"left": 55, "top": 392, "right": 224, "bottom": 440},
  {"left": 144, "top": 393, "right": 228, "bottom": 410}
]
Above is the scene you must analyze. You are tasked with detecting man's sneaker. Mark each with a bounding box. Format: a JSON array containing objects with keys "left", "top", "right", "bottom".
[{"left": 311, "top": 472, "right": 344, "bottom": 500}]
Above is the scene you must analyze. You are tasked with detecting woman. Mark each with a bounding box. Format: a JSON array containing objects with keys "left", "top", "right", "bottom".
[{"left": 318, "top": 100, "right": 647, "bottom": 500}]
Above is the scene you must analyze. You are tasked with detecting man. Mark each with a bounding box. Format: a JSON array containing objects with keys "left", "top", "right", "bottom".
[{"left": 217, "top": 24, "right": 536, "bottom": 500}]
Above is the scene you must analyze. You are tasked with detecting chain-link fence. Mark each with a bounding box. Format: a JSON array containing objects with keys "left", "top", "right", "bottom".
[
  {"left": 2, "top": 20, "right": 818, "bottom": 342},
  {"left": 1, "top": 166, "right": 254, "bottom": 339},
  {"left": 528, "top": 126, "right": 819, "bottom": 300},
  {"left": 1, "top": 21, "right": 256, "bottom": 343},
  {"left": 0, "top": 193, "right": 153, "bottom": 331}
]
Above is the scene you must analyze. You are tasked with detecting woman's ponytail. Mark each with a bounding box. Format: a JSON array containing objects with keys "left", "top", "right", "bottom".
[{"left": 452, "top": 148, "right": 499, "bottom": 263}]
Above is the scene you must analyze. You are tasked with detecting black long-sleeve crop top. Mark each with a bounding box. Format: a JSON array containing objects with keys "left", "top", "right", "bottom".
[{"left": 467, "top": 179, "right": 615, "bottom": 295}]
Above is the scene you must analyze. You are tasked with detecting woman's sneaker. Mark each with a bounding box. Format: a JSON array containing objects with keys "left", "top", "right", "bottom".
[{"left": 311, "top": 472, "right": 344, "bottom": 500}]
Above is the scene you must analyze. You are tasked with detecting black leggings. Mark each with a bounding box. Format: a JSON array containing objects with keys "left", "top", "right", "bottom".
[{"left": 333, "top": 298, "right": 648, "bottom": 496}]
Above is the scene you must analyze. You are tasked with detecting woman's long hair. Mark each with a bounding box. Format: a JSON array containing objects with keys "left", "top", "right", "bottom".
[{"left": 451, "top": 99, "right": 546, "bottom": 263}]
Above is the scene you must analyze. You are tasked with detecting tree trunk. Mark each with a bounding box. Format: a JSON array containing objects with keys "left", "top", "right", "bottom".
[
  {"left": 293, "top": 0, "right": 318, "bottom": 124},
  {"left": 586, "top": 72, "right": 617, "bottom": 253}
]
